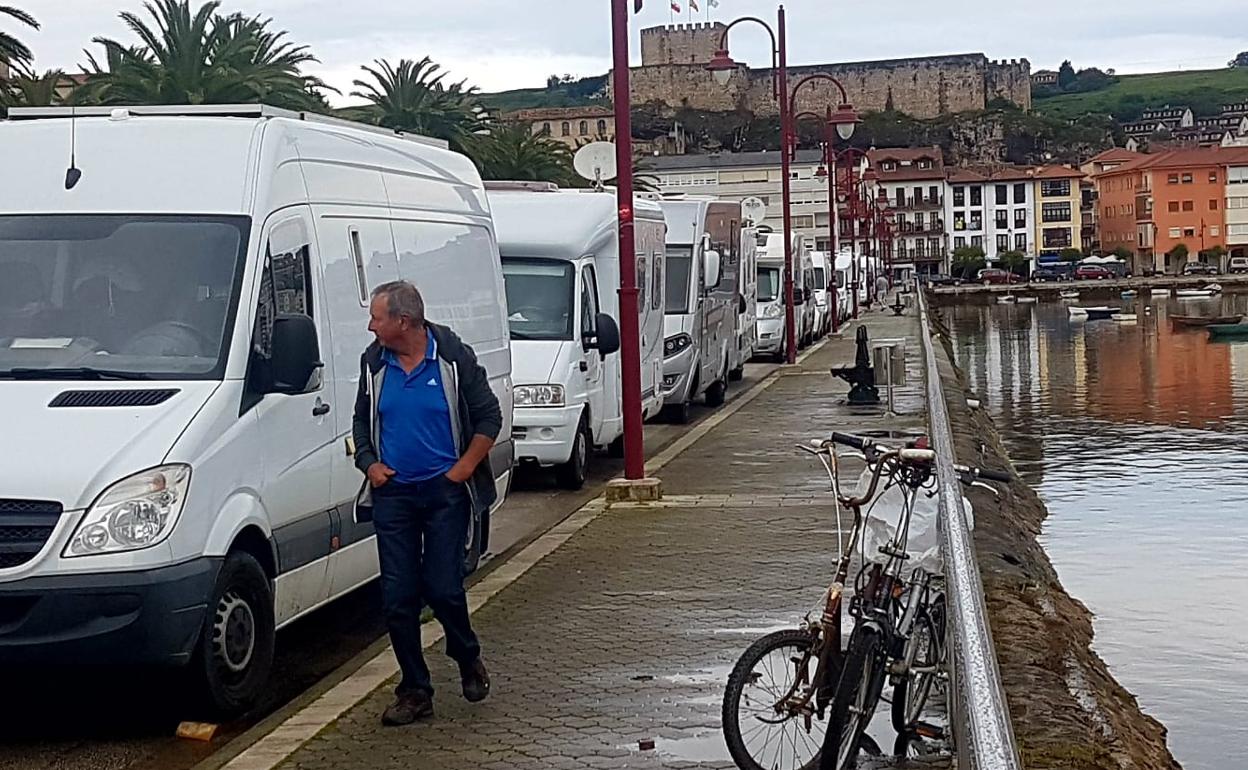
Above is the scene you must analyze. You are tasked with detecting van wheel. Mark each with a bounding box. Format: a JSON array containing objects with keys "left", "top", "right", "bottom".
[
  {"left": 556, "top": 415, "right": 591, "bottom": 490},
  {"left": 729, "top": 365, "right": 744, "bottom": 382},
  {"left": 663, "top": 400, "right": 692, "bottom": 424},
  {"left": 191, "top": 551, "right": 275, "bottom": 717},
  {"left": 607, "top": 434, "right": 626, "bottom": 458},
  {"left": 705, "top": 374, "right": 727, "bottom": 407}
]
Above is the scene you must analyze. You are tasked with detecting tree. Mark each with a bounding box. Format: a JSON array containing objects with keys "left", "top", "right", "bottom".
[
  {"left": 1057, "top": 60, "right": 1077, "bottom": 90},
  {"left": 1231, "top": 52, "right": 1248, "bottom": 68},
  {"left": 0, "top": 5, "right": 37, "bottom": 73},
  {"left": 77, "top": 0, "right": 328, "bottom": 110},
  {"left": 1201, "top": 244, "right": 1227, "bottom": 264},
  {"left": 1168, "top": 243, "right": 1189, "bottom": 262},
  {"left": 350, "top": 57, "right": 487, "bottom": 154},
  {"left": 1059, "top": 247, "right": 1084, "bottom": 262},
  {"left": 1, "top": 68, "right": 63, "bottom": 109},
  {"left": 1111, "top": 245, "right": 1133, "bottom": 261},
  {"left": 999, "top": 249, "right": 1027, "bottom": 275},
  {"left": 466, "top": 122, "right": 574, "bottom": 185},
  {"left": 952, "top": 245, "right": 986, "bottom": 280}
]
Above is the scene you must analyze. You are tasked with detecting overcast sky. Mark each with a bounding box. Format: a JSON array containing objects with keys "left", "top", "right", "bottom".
[{"left": 15, "top": 0, "right": 1248, "bottom": 104}]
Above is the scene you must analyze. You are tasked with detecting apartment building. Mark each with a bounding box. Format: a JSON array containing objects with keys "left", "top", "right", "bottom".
[
  {"left": 1227, "top": 160, "right": 1248, "bottom": 260},
  {"left": 871, "top": 147, "right": 946, "bottom": 276},
  {"left": 1034, "top": 166, "right": 1085, "bottom": 259},
  {"left": 510, "top": 106, "right": 616, "bottom": 148},
  {"left": 945, "top": 168, "right": 1040, "bottom": 266}
]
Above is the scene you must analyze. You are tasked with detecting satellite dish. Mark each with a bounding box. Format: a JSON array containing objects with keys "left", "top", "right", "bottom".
[
  {"left": 574, "top": 142, "right": 618, "bottom": 189},
  {"left": 741, "top": 196, "right": 768, "bottom": 224}
]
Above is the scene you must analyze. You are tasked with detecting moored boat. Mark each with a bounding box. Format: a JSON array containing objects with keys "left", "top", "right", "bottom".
[
  {"left": 1208, "top": 323, "right": 1248, "bottom": 338},
  {"left": 1171, "top": 314, "right": 1243, "bottom": 328}
]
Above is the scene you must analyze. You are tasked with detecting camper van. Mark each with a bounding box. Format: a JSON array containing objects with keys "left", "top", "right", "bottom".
[
  {"left": 0, "top": 105, "right": 513, "bottom": 714},
  {"left": 489, "top": 184, "right": 666, "bottom": 489},
  {"left": 658, "top": 198, "right": 734, "bottom": 423},
  {"left": 834, "top": 250, "right": 854, "bottom": 322},
  {"left": 754, "top": 232, "right": 808, "bottom": 361},
  {"left": 810, "top": 251, "right": 832, "bottom": 338},
  {"left": 728, "top": 219, "right": 759, "bottom": 380}
]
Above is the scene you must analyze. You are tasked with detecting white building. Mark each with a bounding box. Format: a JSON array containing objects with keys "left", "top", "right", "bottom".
[
  {"left": 945, "top": 168, "right": 1036, "bottom": 268},
  {"left": 1228, "top": 161, "right": 1248, "bottom": 260},
  {"left": 871, "top": 146, "right": 947, "bottom": 277}
]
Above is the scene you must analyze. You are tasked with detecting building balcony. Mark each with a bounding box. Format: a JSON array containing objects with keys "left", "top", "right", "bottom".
[
  {"left": 896, "top": 248, "right": 948, "bottom": 262},
  {"left": 897, "top": 221, "right": 946, "bottom": 235},
  {"left": 891, "top": 195, "right": 944, "bottom": 211}
]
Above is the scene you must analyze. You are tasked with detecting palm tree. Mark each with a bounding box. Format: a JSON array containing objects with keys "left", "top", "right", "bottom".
[
  {"left": 0, "top": 5, "right": 37, "bottom": 73},
  {"left": 468, "top": 122, "right": 574, "bottom": 185},
  {"left": 2, "top": 68, "right": 63, "bottom": 108},
  {"left": 77, "top": 0, "right": 327, "bottom": 110},
  {"left": 350, "top": 58, "right": 487, "bottom": 153}
]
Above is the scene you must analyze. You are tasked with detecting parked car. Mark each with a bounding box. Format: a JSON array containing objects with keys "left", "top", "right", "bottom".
[
  {"left": 1031, "top": 267, "right": 1063, "bottom": 282},
  {"left": 1075, "top": 265, "right": 1114, "bottom": 280},
  {"left": 978, "top": 268, "right": 1019, "bottom": 285},
  {"left": 924, "top": 273, "right": 963, "bottom": 286},
  {"left": 1182, "top": 261, "right": 1220, "bottom": 276},
  {"left": 1229, "top": 256, "right": 1248, "bottom": 274}
]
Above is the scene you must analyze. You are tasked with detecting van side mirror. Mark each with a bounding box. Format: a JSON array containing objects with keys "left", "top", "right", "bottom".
[
  {"left": 584, "top": 313, "right": 621, "bottom": 357},
  {"left": 267, "top": 314, "right": 322, "bottom": 394},
  {"left": 703, "top": 249, "right": 722, "bottom": 291},
  {"left": 738, "top": 294, "right": 747, "bottom": 314}
]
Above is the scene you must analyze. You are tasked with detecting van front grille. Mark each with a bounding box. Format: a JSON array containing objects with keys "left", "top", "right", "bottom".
[{"left": 0, "top": 499, "right": 63, "bottom": 569}]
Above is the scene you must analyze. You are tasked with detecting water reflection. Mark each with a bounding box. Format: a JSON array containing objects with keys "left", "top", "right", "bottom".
[{"left": 947, "top": 294, "right": 1248, "bottom": 770}]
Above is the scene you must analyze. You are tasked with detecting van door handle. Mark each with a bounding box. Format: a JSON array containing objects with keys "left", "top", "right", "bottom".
[{"left": 313, "top": 400, "right": 331, "bottom": 417}]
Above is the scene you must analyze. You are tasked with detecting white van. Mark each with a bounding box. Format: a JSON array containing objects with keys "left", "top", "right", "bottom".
[
  {"left": 0, "top": 105, "right": 513, "bottom": 714},
  {"left": 835, "top": 250, "right": 854, "bottom": 323},
  {"left": 488, "top": 184, "right": 666, "bottom": 489},
  {"left": 728, "top": 218, "right": 759, "bottom": 380},
  {"left": 810, "top": 251, "right": 832, "bottom": 338},
  {"left": 754, "top": 233, "right": 788, "bottom": 361},
  {"left": 658, "top": 198, "right": 732, "bottom": 423}
]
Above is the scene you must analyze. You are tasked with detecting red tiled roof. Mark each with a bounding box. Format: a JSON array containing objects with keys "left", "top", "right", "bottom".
[
  {"left": 868, "top": 145, "right": 942, "bottom": 164},
  {"left": 1096, "top": 146, "right": 1248, "bottom": 176},
  {"left": 1029, "top": 165, "right": 1085, "bottom": 180},
  {"left": 1087, "top": 148, "right": 1140, "bottom": 164},
  {"left": 945, "top": 168, "right": 988, "bottom": 183}
]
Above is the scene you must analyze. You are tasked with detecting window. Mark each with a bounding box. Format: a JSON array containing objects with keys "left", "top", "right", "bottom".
[
  {"left": 918, "top": 159, "right": 932, "bottom": 170},
  {"left": 349, "top": 229, "right": 368, "bottom": 305},
  {"left": 995, "top": 210, "right": 1008, "bottom": 228},
  {"left": 581, "top": 265, "right": 600, "bottom": 340},
  {"left": 996, "top": 234, "right": 1010, "bottom": 250},
  {"left": 913, "top": 186, "right": 923, "bottom": 204},
  {"left": 971, "top": 235, "right": 983, "bottom": 248},
  {"left": 953, "top": 187, "right": 965, "bottom": 207},
  {"left": 501, "top": 259, "right": 574, "bottom": 340},
  {"left": 1230, "top": 197, "right": 1248, "bottom": 209},
  {"left": 561, "top": 122, "right": 570, "bottom": 136},
  {"left": 1230, "top": 167, "right": 1248, "bottom": 184},
  {"left": 1016, "top": 208, "right": 1028, "bottom": 228},
  {"left": 1014, "top": 183, "right": 1027, "bottom": 203},
  {"left": 1181, "top": 173, "right": 1193, "bottom": 184},
  {"left": 652, "top": 251, "right": 663, "bottom": 310},
  {"left": 1015, "top": 233, "right": 1027, "bottom": 250},
  {"left": 1230, "top": 224, "right": 1248, "bottom": 236},
  {"left": 1210, "top": 226, "right": 1221, "bottom": 237},
  {"left": 882, "top": 161, "right": 897, "bottom": 171},
  {"left": 1041, "top": 179, "right": 1072, "bottom": 197},
  {"left": 579, "top": 120, "right": 589, "bottom": 136},
  {"left": 1042, "top": 228, "right": 1073, "bottom": 249},
  {"left": 1211, "top": 199, "right": 1220, "bottom": 211},
  {"left": 540, "top": 122, "right": 551, "bottom": 136},
  {"left": 252, "top": 242, "right": 316, "bottom": 392},
  {"left": 928, "top": 185, "right": 939, "bottom": 202},
  {"left": 996, "top": 185, "right": 1008, "bottom": 205},
  {"left": 954, "top": 236, "right": 966, "bottom": 249},
  {"left": 970, "top": 187, "right": 983, "bottom": 206},
  {"left": 597, "top": 119, "right": 607, "bottom": 135},
  {"left": 1168, "top": 201, "right": 1180, "bottom": 213},
  {"left": 1210, "top": 171, "right": 1219, "bottom": 183},
  {"left": 953, "top": 214, "right": 966, "bottom": 231},
  {"left": 969, "top": 213, "right": 983, "bottom": 231},
  {"left": 1168, "top": 173, "right": 1179, "bottom": 185},
  {"left": 1042, "top": 202, "right": 1072, "bottom": 223},
  {"left": 1184, "top": 228, "right": 1196, "bottom": 237},
  {"left": 637, "top": 254, "right": 647, "bottom": 310},
  {"left": 1182, "top": 200, "right": 1194, "bottom": 212},
  {"left": 1169, "top": 227, "right": 1182, "bottom": 238},
  {"left": 664, "top": 246, "right": 692, "bottom": 313}
]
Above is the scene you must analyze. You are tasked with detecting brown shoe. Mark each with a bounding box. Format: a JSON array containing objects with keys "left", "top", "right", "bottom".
[
  {"left": 461, "top": 658, "right": 491, "bottom": 703},
  {"left": 381, "top": 690, "right": 433, "bottom": 726}
]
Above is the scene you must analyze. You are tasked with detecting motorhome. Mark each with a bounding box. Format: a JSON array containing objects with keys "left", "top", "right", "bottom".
[
  {"left": 727, "top": 218, "right": 758, "bottom": 380},
  {"left": 658, "top": 198, "right": 733, "bottom": 423},
  {"left": 754, "top": 232, "right": 814, "bottom": 360},
  {"left": 489, "top": 184, "right": 666, "bottom": 489},
  {"left": 810, "top": 251, "right": 832, "bottom": 338},
  {"left": 0, "top": 105, "right": 513, "bottom": 714},
  {"left": 834, "top": 250, "right": 854, "bottom": 323}
]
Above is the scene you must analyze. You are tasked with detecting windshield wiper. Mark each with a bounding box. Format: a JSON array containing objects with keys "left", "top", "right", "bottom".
[
  {"left": 0, "top": 367, "right": 153, "bottom": 381},
  {"left": 509, "top": 331, "right": 542, "bottom": 341}
]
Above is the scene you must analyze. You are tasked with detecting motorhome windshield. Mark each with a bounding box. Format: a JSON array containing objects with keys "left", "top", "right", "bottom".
[
  {"left": 813, "top": 267, "right": 827, "bottom": 290},
  {"left": 664, "top": 246, "right": 693, "bottom": 314},
  {"left": 501, "top": 258, "right": 575, "bottom": 341},
  {"left": 0, "top": 215, "right": 248, "bottom": 380},
  {"left": 758, "top": 266, "right": 781, "bottom": 303}
]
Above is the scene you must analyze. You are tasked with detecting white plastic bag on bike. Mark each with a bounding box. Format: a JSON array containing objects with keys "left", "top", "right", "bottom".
[{"left": 855, "top": 469, "right": 973, "bottom": 576}]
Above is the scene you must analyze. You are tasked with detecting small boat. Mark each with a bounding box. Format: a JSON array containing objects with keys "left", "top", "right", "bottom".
[
  {"left": 1060, "top": 290, "right": 1080, "bottom": 300},
  {"left": 1067, "top": 306, "right": 1089, "bottom": 317},
  {"left": 1113, "top": 313, "right": 1138, "bottom": 323},
  {"left": 1017, "top": 296, "right": 1038, "bottom": 304},
  {"left": 1151, "top": 288, "right": 1172, "bottom": 296},
  {"left": 1208, "top": 323, "right": 1248, "bottom": 338},
  {"left": 1083, "top": 306, "right": 1119, "bottom": 320},
  {"left": 996, "top": 294, "right": 1017, "bottom": 304},
  {"left": 1171, "top": 314, "right": 1243, "bottom": 328},
  {"left": 1121, "top": 290, "right": 1138, "bottom": 298},
  {"left": 1176, "top": 289, "right": 1217, "bottom": 298}
]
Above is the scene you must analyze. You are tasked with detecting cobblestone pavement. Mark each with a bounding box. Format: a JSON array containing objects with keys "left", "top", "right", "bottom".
[{"left": 276, "top": 311, "right": 946, "bottom": 770}]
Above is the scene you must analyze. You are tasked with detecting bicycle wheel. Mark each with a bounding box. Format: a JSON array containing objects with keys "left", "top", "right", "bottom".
[
  {"left": 723, "top": 629, "right": 827, "bottom": 770},
  {"left": 820, "top": 625, "right": 884, "bottom": 770},
  {"left": 891, "top": 600, "right": 942, "bottom": 733}
]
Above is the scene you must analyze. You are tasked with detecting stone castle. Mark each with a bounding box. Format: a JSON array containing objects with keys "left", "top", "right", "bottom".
[{"left": 621, "top": 23, "right": 1031, "bottom": 119}]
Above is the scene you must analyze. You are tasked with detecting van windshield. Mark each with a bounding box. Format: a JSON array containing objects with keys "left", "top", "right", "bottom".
[
  {"left": 813, "top": 267, "right": 827, "bottom": 290},
  {"left": 501, "top": 258, "right": 574, "bottom": 341},
  {"left": 0, "top": 215, "right": 248, "bottom": 380},
  {"left": 758, "top": 266, "right": 781, "bottom": 303},
  {"left": 665, "top": 246, "right": 693, "bottom": 314}
]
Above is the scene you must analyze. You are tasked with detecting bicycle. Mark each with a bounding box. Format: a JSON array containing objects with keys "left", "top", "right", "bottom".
[{"left": 720, "top": 431, "right": 1008, "bottom": 770}]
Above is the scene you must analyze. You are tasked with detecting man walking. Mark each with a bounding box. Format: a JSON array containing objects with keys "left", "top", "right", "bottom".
[{"left": 352, "top": 280, "right": 501, "bottom": 725}]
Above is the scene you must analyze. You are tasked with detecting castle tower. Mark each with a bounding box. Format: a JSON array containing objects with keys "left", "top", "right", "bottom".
[{"left": 640, "top": 22, "right": 728, "bottom": 66}]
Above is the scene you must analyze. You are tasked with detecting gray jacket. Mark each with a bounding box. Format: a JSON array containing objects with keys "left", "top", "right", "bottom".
[{"left": 351, "top": 323, "right": 502, "bottom": 522}]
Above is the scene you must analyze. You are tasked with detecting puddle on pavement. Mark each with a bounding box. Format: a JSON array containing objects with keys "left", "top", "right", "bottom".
[
  {"left": 659, "top": 663, "right": 734, "bottom": 686},
  {"left": 629, "top": 732, "right": 732, "bottom": 763}
]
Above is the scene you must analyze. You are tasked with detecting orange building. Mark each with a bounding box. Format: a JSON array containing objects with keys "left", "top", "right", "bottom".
[{"left": 1095, "top": 147, "right": 1248, "bottom": 273}]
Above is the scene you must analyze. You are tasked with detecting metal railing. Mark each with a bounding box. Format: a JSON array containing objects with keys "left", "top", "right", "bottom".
[{"left": 916, "top": 289, "right": 1023, "bottom": 770}]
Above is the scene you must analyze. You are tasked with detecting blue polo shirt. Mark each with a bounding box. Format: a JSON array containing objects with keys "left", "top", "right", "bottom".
[{"left": 377, "top": 337, "right": 459, "bottom": 483}]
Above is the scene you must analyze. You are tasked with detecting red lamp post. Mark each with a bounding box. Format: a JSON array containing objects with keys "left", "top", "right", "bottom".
[
  {"left": 609, "top": 0, "right": 645, "bottom": 479},
  {"left": 829, "top": 146, "right": 868, "bottom": 318},
  {"left": 707, "top": 7, "right": 798, "bottom": 363}
]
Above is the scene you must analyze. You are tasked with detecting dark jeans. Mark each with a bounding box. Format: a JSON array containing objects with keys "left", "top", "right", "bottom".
[{"left": 372, "top": 475, "right": 480, "bottom": 697}]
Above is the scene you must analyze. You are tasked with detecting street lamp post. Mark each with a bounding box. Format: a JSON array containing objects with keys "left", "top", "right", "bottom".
[
  {"left": 707, "top": 7, "right": 799, "bottom": 363},
  {"left": 830, "top": 146, "right": 868, "bottom": 319},
  {"left": 609, "top": 0, "right": 645, "bottom": 480}
]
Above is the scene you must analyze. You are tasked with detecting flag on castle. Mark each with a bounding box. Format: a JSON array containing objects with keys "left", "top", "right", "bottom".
[
  {"left": 690, "top": 0, "right": 699, "bottom": 10},
  {"left": 708, "top": 0, "right": 719, "bottom": 6},
  {"left": 670, "top": 1, "right": 681, "bottom": 11}
]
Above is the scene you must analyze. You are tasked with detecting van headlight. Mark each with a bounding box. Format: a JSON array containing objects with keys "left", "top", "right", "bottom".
[
  {"left": 65, "top": 465, "right": 191, "bottom": 557},
  {"left": 514, "top": 384, "right": 565, "bottom": 407},
  {"left": 664, "top": 334, "right": 693, "bottom": 357},
  {"left": 762, "top": 304, "right": 784, "bottom": 319}
]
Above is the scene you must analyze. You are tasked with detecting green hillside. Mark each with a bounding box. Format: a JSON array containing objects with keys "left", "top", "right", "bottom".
[
  {"left": 1034, "top": 67, "right": 1248, "bottom": 122},
  {"left": 480, "top": 75, "right": 608, "bottom": 114}
]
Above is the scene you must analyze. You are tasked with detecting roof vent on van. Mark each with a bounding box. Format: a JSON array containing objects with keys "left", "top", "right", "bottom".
[{"left": 48, "top": 389, "right": 179, "bottom": 408}]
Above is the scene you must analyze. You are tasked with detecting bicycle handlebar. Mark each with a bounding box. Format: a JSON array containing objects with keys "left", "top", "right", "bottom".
[
  {"left": 975, "top": 467, "right": 1012, "bottom": 483},
  {"left": 830, "top": 431, "right": 870, "bottom": 451}
]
